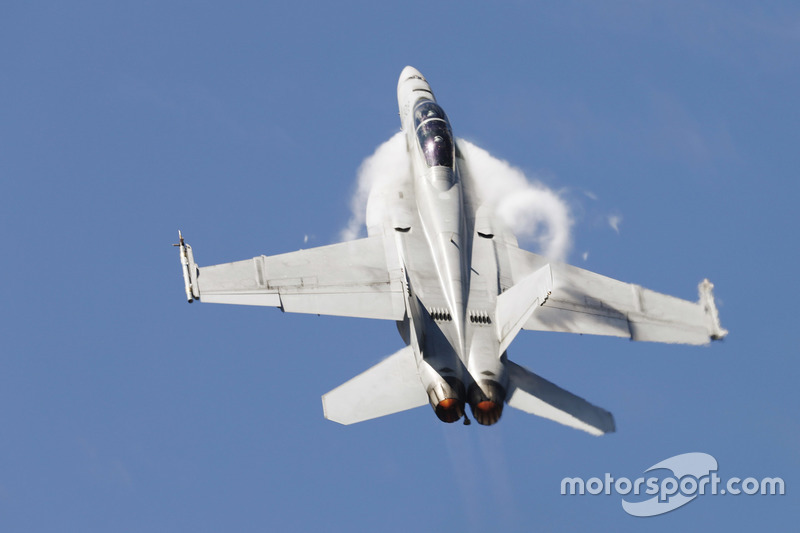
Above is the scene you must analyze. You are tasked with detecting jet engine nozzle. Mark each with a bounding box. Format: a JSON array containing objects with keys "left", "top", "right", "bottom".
[
  {"left": 427, "top": 377, "right": 466, "bottom": 423},
  {"left": 468, "top": 381, "right": 506, "bottom": 426}
]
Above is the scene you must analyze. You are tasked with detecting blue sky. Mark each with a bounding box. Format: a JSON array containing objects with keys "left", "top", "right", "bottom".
[{"left": 2, "top": 2, "right": 798, "bottom": 531}]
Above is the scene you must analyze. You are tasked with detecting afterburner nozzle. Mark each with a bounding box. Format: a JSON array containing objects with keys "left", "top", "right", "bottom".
[
  {"left": 427, "top": 377, "right": 466, "bottom": 423},
  {"left": 468, "top": 381, "right": 506, "bottom": 426}
]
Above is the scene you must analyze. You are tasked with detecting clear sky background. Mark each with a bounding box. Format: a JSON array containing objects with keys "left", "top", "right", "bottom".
[{"left": 2, "top": 2, "right": 798, "bottom": 531}]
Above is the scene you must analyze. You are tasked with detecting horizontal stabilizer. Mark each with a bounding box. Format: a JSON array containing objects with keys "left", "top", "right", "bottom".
[
  {"left": 322, "top": 346, "right": 428, "bottom": 425},
  {"left": 505, "top": 360, "right": 615, "bottom": 436}
]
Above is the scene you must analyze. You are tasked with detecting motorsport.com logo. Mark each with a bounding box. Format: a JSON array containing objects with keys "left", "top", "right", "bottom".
[{"left": 560, "top": 453, "right": 785, "bottom": 517}]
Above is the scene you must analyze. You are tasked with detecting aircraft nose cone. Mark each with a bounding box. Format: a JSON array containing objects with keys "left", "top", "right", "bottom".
[
  {"left": 399, "top": 65, "right": 425, "bottom": 84},
  {"left": 397, "top": 66, "right": 434, "bottom": 129}
]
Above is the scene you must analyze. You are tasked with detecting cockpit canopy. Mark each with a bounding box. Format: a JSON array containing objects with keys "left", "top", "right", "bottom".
[{"left": 413, "top": 101, "right": 454, "bottom": 169}]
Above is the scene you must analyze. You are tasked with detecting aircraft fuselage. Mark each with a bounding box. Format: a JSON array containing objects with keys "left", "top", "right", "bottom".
[{"left": 392, "top": 66, "right": 506, "bottom": 425}]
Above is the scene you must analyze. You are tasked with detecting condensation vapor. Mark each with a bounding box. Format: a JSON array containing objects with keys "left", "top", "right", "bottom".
[
  {"left": 458, "top": 140, "right": 572, "bottom": 261},
  {"left": 341, "top": 134, "right": 573, "bottom": 262},
  {"left": 340, "top": 132, "right": 408, "bottom": 242}
]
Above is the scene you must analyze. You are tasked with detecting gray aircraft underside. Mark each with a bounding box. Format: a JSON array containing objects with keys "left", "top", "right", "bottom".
[{"left": 175, "top": 66, "right": 727, "bottom": 434}]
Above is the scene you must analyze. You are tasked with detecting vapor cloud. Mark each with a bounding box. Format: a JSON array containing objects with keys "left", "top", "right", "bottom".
[
  {"left": 340, "top": 132, "right": 408, "bottom": 242},
  {"left": 608, "top": 214, "right": 622, "bottom": 233},
  {"left": 457, "top": 140, "right": 572, "bottom": 261},
  {"left": 341, "top": 135, "right": 573, "bottom": 261}
]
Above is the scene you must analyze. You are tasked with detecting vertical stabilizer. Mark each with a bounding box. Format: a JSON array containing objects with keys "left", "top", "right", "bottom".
[{"left": 495, "top": 264, "right": 553, "bottom": 354}]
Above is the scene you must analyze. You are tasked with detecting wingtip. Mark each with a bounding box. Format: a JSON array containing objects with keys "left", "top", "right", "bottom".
[{"left": 698, "top": 279, "right": 727, "bottom": 341}]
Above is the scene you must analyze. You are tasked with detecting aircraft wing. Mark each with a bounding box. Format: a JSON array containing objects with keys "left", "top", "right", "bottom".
[
  {"left": 176, "top": 233, "right": 406, "bottom": 320},
  {"left": 504, "top": 246, "right": 727, "bottom": 345}
]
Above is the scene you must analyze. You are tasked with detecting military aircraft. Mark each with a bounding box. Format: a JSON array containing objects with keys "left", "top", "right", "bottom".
[{"left": 175, "top": 66, "right": 726, "bottom": 434}]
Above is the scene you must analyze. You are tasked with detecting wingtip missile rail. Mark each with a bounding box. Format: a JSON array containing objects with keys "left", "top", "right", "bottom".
[
  {"left": 174, "top": 230, "right": 199, "bottom": 303},
  {"left": 698, "top": 278, "right": 727, "bottom": 341}
]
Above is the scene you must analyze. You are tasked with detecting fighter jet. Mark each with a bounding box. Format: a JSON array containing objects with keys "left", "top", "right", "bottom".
[{"left": 175, "top": 66, "right": 726, "bottom": 434}]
